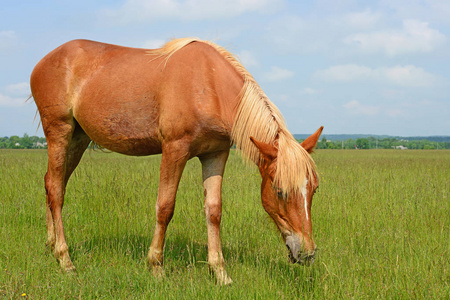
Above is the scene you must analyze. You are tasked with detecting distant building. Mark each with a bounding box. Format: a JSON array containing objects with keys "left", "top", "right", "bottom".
[
  {"left": 15, "top": 143, "right": 20, "bottom": 146},
  {"left": 394, "top": 145, "right": 408, "bottom": 150},
  {"left": 34, "top": 142, "right": 47, "bottom": 148}
]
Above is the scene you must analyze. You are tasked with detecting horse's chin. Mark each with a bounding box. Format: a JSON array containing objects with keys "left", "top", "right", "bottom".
[
  {"left": 287, "top": 250, "right": 315, "bottom": 266},
  {"left": 285, "top": 234, "right": 316, "bottom": 266}
]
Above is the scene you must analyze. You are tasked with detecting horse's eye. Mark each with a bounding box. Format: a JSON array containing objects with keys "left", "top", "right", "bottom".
[{"left": 274, "top": 188, "right": 284, "bottom": 198}]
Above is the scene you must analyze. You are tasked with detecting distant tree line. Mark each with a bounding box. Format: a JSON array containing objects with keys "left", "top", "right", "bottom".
[
  {"left": 1, "top": 134, "right": 449, "bottom": 150},
  {"left": 310, "top": 136, "right": 450, "bottom": 150},
  {"left": 0, "top": 134, "right": 47, "bottom": 149}
]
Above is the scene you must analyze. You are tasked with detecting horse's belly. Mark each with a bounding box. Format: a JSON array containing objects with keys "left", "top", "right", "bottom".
[{"left": 74, "top": 102, "right": 162, "bottom": 156}]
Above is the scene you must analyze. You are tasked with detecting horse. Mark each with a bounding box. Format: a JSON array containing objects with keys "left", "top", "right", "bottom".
[{"left": 30, "top": 38, "right": 323, "bottom": 285}]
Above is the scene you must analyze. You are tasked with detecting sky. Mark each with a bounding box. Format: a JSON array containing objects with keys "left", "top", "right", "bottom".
[{"left": 1, "top": 0, "right": 449, "bottom": 137}]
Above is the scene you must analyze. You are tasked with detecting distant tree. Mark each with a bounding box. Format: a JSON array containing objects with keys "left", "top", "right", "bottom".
[
  {"left": 9, "top": 136, "right": 20, "bottom": 148},
  {"left": 344, "top": 139, "right": 353, "bottom": 149},
  {"left": 21, "top": 133, "right": 33, "bottom": 148},
  {"left": 355, "top": 138, "right": 369, "bottom": 149}
]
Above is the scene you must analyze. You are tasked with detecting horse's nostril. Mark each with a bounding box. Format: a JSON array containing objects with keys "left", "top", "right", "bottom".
[
  {"left": 299, "top": 252, "right": 316, "bottom": 266},
  {"left": 286, "top": 244, "right": 297, "bottom": 263},
  {"left": 301, "top": 257, "right": 314, "bottom": 266}
]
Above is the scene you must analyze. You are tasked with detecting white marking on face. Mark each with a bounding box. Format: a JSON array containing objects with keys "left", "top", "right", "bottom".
[{"left": 302, "top": 178, "right": 309, "bottom": 220}]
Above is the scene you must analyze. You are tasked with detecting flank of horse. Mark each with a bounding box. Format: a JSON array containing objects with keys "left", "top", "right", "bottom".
[{"left": 30, "top": 38, "right": 323, "bottom": 285}]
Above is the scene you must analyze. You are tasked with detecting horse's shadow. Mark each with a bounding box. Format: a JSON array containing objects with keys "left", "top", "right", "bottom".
[
  {"left": 70, "top": 233, "right": 209, "bottom": 266},
  {"left": 69, "top": 232, "right": 320, "bottom": 290}
]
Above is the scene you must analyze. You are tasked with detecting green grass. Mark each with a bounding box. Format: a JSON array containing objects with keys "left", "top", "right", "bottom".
[{"left": 0, "top": 149, "right": 449, "bottom": 299}]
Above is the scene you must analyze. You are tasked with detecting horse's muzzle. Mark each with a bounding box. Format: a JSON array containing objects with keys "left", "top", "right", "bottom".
[{"left": 285, "top": 234, "right": 316, "bottom": 266}]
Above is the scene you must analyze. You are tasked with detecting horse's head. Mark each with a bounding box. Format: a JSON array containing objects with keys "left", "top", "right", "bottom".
[{"left": 250, "top": 126, "right": 323, "bottom": 266}]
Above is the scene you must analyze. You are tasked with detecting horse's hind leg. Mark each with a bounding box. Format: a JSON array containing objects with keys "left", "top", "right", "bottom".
[
  {"left": 199, "top": 151, "right": 232, "bottom": 285},
  {"left": 45, "top": 120, "right": 90, "bottom": 271}
]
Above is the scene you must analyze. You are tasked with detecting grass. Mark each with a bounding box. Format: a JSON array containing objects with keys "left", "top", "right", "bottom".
[{"left": 0, "top": 149, "right": 449, "bottom": 299}]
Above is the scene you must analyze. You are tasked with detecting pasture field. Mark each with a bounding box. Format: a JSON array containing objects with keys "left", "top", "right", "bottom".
[{"left": 0, "top": 149, "right": 449, "bottom": 299}]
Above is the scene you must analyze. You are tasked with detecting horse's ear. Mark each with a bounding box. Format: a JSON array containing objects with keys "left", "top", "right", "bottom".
[
  {"left": 301, "top": 126, "right": 324, "bottom": 153},
  {"left": 250, "top": 137, "right": 278, "bottom": 161}
]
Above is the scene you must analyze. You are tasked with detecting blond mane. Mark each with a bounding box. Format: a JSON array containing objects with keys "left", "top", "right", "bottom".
[{"left": 147, "top": 38, "right": 317, "bottom": 196}]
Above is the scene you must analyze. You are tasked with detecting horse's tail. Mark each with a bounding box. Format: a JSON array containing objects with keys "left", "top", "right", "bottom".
[
  {"left": 26, "top": 93, "right": 33, "bottom": 103},
  {"left": 26, "top": 93, "right": 43, "bottom": 134}
]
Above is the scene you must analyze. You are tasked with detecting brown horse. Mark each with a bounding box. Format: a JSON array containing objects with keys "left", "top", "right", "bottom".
[{"left": 30, "top": 38, "right": 323, "bottom": 284}]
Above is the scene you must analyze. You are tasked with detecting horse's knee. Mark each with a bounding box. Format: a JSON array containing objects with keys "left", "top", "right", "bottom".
[
  {"left": 156, "top": 201, "right": 175, "bottom": 225},
  {"left": 205, "top": 199, "right": 222, "bottom": 225},
  {"left": 44, "top": 172, "right": 65, "bottom": 211}
]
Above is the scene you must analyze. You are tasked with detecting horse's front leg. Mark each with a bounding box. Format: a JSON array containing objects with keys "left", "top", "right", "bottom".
[
  {"left": 147, "top": 141, "right": 189, "bottom": 278},
  {"left": 200, "top": 151, "right": 233, "bottom": 285}
]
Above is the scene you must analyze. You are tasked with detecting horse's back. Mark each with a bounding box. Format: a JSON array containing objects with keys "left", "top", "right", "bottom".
[{"left": 31, "top": 39, "right": 243, "bottom": 156}]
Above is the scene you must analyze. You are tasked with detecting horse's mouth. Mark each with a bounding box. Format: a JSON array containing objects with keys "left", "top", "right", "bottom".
[
  {"left": 286, "top": 245, "right": 316, "bottom": 265},
  {"left": 285, "top": 235, "right": 316, "bottom": 266}
]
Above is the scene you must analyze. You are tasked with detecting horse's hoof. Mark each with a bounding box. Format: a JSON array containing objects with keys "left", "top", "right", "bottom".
[
  {"left": 64, "top": 266, "right": 77, "bottom": 275},
  {"left": 218, "top": 275, "right": 233, "bottom": 286},
  {"left": 58, "top": 256, "right": 76, "bottom": 273},
  {"left": 152, "top": 265, "right": 165, "bottom": 279},
  {"left": 46, "top": 241, "right": 55, "bottom": 252},
  {"left": 213, "top": 269, "right": 233, "bottom": 286},
  {"left": 64, "top": 263, "right": 76, "bottom": 273}
]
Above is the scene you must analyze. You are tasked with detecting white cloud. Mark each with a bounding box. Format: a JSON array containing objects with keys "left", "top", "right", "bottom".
[
  {"left": 265, "top": 15, "right": 323, "bottom": 54},
  {"left": 5, "top": 82, "right": 30, "bottom": 96},
  {"left": 102, "top": 0, "right": 284, "bottom": 23},
  {"left": 380, "top": 89, "right": 406, "bottom": 99},
  {"left": 314, "top": 64, "right": 445, "bottom": 87},
  {"left": 0, "top": 83, "right": 30, "bottom": 107},
  {"left": 264, "top": 10, "right": 383, "bottom": 55},
  {"left": 237, "top": 50, "right": 259, "bottom": 68},
  {"left": 344, "top": 19, "right": 447, "bottom": 56},
  {"left": 0, "top": 30, "right": 17, "bottom": 51},
  {"left": 0, "top": 30, "right": 15, "bottom": 39},
  {"left": 314, "top": 64, "right": 372, "bottom": 82},
  {"left": 343, "top": 100, "right": 380, "bottom": 116},
  {"left": 272, "top": 93, "right": 290, "bottom": 103},
  {"left": 0, "top": 93, "right": 26, "bottom": 107},
  {"left": 344, "top": 9, "right": 382, "bottom": 29},
  {"left": 380, "top": 0, "right": 450, "bottom": 25},
  {"left": 263, "top": 66, "right": 294, "bottom": 82},
  {"left": 141, "top": 39, "right": 166, "bottom": 49},
  {"left": 300, "top": 88, "right": 319, "bottom": 95},
  {"left": 382, "top": 65, "right": 442, "bottom": 87},
  {"left": 343, "top": 98, "right": 450, "bottom": 122},
  {"left": 385, "top": 108, "right": 405, "bottom": 117}
]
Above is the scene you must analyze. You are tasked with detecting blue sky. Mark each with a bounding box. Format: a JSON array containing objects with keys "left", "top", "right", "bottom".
[{"left": 1, "top": 0, "right": 449, "bottom": 137}]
